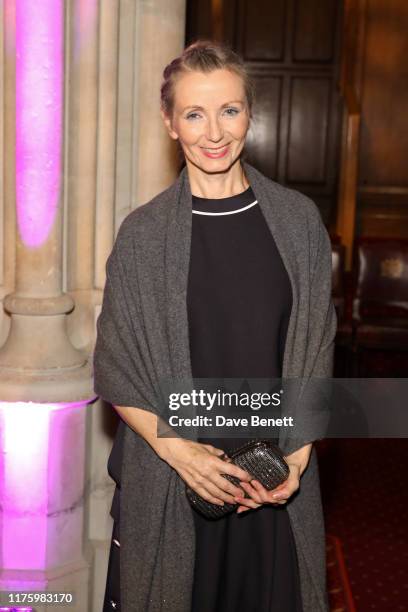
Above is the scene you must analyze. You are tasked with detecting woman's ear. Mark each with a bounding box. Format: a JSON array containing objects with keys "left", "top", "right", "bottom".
[{"left": 160, "top": 108, "right": 179, "bottom": 141}]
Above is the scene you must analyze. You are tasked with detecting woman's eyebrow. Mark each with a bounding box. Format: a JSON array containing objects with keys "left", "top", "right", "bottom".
[
  {"left": 221, "top": 100, "right": 245, "bottom": 107},
  {"left": 181, "top": 100, "right": 245, "bottom": 113},
  {"left": 181, "top": 105, "right": 205, "bottom": 112}
]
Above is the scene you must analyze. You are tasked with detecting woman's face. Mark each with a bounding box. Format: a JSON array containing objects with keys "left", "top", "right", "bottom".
[{"left": 162, "top": 68, "right": 250, "bottom": 175}]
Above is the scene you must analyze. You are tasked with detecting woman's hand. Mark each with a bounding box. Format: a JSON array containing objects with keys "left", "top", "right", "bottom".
[
  {"left": 158, "top": 437, "right": 252, "bottom": 506},
  {"left": 233, "top": 443, "right": 313, "bottom": 514}
]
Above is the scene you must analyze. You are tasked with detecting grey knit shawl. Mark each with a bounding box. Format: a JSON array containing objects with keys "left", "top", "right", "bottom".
[{"left": 93, "top": 161, "right": 337, "bottom": 612}]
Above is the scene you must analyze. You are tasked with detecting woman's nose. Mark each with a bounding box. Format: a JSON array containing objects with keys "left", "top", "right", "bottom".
[{"left": 207, "top": 117, "right": 223, "bottom": 142}]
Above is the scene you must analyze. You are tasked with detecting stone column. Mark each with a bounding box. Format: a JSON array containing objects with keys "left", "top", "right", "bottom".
[
  {"left": 0, "top": 0, "right": 16, "bottom": 348},
  {"left": 0, "top": 0, "right": 92, "bottom": 402},
  {"left": 0, "top": 0, "right": 186, "bottom": 610},
  {"left": 79, "top": 3, "right": 121, "bottom": 610},
  {"left": 89, "top": 1, "right": 186, "bottom": 610},
  {"left": 134, "top": 0, "right": 186, "bottom": 205},
  {"left": 64, "top": 0, "right": 99, "bottom": 353},
  {"left": 113, "top": 0, "right": 187, "bottom": 232},
  {"left": 0, "top": 2, "right": 93, "bottom": 610}
]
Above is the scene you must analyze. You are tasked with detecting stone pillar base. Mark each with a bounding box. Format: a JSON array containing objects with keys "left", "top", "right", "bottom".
[
  {"left": 0, "top": 358, "right": 94, "bottom": 403},
  {"left": 0, "top": 558, "right": 90, "bottom": 612}
]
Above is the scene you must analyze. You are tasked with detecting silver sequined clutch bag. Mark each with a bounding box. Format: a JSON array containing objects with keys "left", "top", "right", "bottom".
[{"left": 186, "top": 439, "right": 289, "bottom": 519}]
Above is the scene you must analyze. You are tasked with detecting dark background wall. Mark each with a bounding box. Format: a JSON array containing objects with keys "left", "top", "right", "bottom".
[
  {"left": 356, "top": 0, "right": 408, "bottom": 238},
  {"left": 186, "top": 0, "right": 408, "bottom": 238}
]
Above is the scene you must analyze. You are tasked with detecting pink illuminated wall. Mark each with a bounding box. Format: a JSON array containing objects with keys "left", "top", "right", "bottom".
[
  {"left": 0, "top": 0, "right": 94, "bottom": 579},
  {"left": 0, "top": 402, "right": 86, "bottom": 571},
  {"left": 1, "top": 403, "right": 49, "bottom": 569},
  {"left": 15, "top": 0, "right": 63, "bottom": 248}
]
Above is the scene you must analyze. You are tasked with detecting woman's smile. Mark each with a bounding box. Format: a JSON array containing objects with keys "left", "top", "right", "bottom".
[{"left": 201, "top": 143, "right": 230, "bottom": 158}]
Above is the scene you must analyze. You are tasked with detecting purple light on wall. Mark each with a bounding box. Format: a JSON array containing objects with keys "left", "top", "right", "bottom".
[
  {"left": 0, "top": 402, "right": 86, "bottom": 571},
  {"left": 0, "top": 608, "right": 33, "bottom": 611},
  {"left": 15, "top": 0, "right": 63, "bottom": 248},
  {"left": 0, "top": 609, "right": 33, "bottom": 612}
]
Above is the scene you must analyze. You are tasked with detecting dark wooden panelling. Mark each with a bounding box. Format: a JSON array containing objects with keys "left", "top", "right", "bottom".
[
  {"left": 238, "top": 0, "right": 286, "bottom": 61},
  {"left": 287, "top": 77, "right": 330, "bottom": 184},
  {"left": 357, "top": 193, "right": 408, "bottom": 238},
  {"left": 221, "top": 0, "right": 240, "bottom": 48},
  {"left": 185, "top": 0, "right": 343, "bottom": 225},
  {"left": 293, "top": 0, "right": 337, "bottom": 62},
  {"left": 358, "top": 0, "right": 408, "bottom": 188},
  {"left": 185, "top": 1, "right": 213, "bottom": 44},
  {"left": 185, "top": 0, "right": 238, "bottom": 46},
  {"left": 244, "top": 76, "right": 282, "bottom": 179}
]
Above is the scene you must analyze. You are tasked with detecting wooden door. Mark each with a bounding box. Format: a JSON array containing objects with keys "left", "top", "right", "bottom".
[{"left": 186, "top": 0, "right": 344, "bottom": 225}]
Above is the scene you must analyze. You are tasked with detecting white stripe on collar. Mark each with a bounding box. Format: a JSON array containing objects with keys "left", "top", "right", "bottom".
[{"left": 192, "top": 199, "right": 258, "bottom": 216}]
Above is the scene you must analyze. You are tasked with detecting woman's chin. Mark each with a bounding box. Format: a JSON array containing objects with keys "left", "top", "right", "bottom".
[{"left": 190, "top": 153, "right": 241, "bottom": 175}]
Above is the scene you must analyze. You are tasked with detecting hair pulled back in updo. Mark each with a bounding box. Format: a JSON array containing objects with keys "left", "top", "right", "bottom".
[{"left": 160, "top": 40, "right": 254, "bottom": 118}]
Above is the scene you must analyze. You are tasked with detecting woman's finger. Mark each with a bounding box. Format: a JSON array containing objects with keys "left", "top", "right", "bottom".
[
  {"left": 195, "top": 456, "right": 247, "bottom": 499},
  {"left": 248, "top": 480, "right": 276, "bottom": 503},
  {"left": 251, "top": 478, "right": 298, "bottom": 504},
  {"left": 199, "top": 478, "right": 238, "bottom": 505},
  {"left": 212, "top": 473, "right": 245, "bottom": 499},
  {"left": 233, "top": 491, "right": 262, "bottom": 509},
  {"left": 267, "top": 481, "right": 287, "bottom": 495},
  {"left": 249, "top": 479, "right": 287, "bottom": 504},
  {"left": 270, "top": 481, "right": 298, "bottom": 502},
  {"left": 194, "top": 484, "right": 225, "bottom": 506},
  {"left": 236, "top": 504, "right": 251, "bottom": 514},
  {"left": 238, "top": 481, "right": 264, "bottom": 504},
  {"left": 215, "top": 457, "right": 252, "bottom": 483},
  {"left": 235, "top": 499, "right": 262, "bottom": 510}
]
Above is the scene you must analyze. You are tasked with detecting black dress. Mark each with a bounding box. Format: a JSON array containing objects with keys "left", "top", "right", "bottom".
[
  {"left": 102, "top": 186, "right": 304, "bottom": 612},
  {"left": 187, "top": 186, "right": 303, "bottom": 612}
]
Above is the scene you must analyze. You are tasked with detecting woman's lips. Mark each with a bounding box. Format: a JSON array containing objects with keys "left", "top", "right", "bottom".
[{"left": 201, "top": 144, "right": 230, "bottom": 159}]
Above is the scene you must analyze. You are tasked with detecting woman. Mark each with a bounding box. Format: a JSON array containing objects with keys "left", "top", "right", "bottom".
[{"left": 95, "top": 40, "right": 337, "bottom": 612}]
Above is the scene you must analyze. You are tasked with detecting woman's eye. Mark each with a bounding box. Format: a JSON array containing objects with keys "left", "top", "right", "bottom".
[
  {"left": 223, "top": 107, "right": 239, "bottom": 116},
  {"left": 186, "top": 112, "right": 201, "bottom": 120}
]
